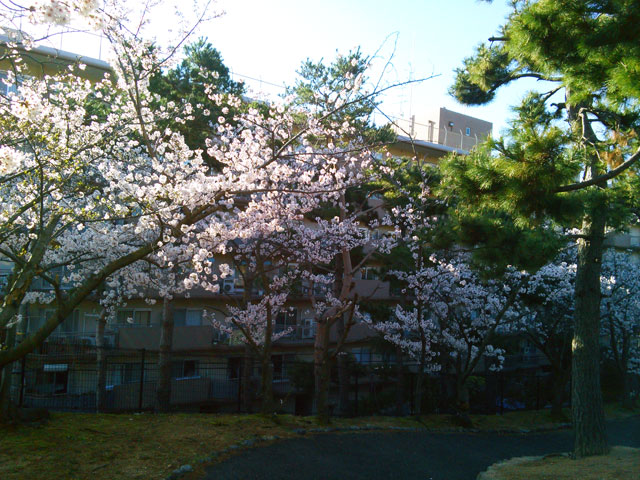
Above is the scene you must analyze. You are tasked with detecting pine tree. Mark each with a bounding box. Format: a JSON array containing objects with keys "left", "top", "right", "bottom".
[{"left": 443, "top": 0, "right": 640, "bottom": 457}]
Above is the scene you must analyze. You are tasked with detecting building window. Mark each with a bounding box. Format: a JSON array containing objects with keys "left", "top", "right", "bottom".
[
  {"left": 465, "top": 127, "right": 471, "bottom": 136},
  {"left": 353, "top": 347, "right": 372, "bottom": 364},
  {"left": 174, "top": 309, "right": 203, "bottom": 326},
  {"left": 36, "top": 364, "right": 68, "bottom": 395},
  {"left": 272, "top": 354, "right": 295, "bottom": 381},
  {"left": 117, "top": 309, "right": 152, "bottom": 326},
  {"left": 360, "top": 267, "right": 379, "bottom": 281},
  {"left": 276, "top": 308, "right": 297, "bottom": 326},
  {"left": 172, "top": 360, "right": 199, "bottom": 378},
  {"left": 0, "top": 71, "right": 19, "bottom": 96}
]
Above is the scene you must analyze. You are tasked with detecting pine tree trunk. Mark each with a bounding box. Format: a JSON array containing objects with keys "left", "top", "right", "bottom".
[
  {"left": 156, "top": 298, "right": 174, "bottom": 413},
  {"left": 572, "top": 203, "right": 609, "bottom": 457},
  {"left": 95, "top": 312, "right": 108, "bottom": 413},
  {"left": 314, "top": 320, "right": 331, "bottom": 424}
]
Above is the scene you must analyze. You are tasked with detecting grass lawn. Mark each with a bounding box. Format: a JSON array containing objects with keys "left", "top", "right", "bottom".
[
  {"left": 1, "top": 405, "right": 638, "bottom": 480},
  {"left": 478, "top": 446, "right": 640, "bottom": 480}
]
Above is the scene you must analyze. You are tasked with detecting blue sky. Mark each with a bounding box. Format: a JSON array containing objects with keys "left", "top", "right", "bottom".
[
  {"left": 201, "top": 0, "right": 540, "bottom": 135},
  {"left": 46, "top": 0, "right": 544, "bottom": 135}
]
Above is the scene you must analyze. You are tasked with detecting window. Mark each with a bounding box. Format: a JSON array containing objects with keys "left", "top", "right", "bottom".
[
  {"left": 360, "top": 267, "right": 379, "bottom": 281},
  {"left": 0, "top": 71, "right": 18, "bottom": 96},
  {"left": 172, "top": 360, "right": 199, "bottom": 378},
  {"left": 35, "top": 364, "right": 68, "bottom": 395},
  {"left": 174, "top": 309, "right": 203, "bottom": 326},
  {"left": 465, "top": 127, "right": 471, "bottom": 136},
  {"left": 0, "top": 266, "right": 10, "bottom": 292},
  {"left": 109, "top": 363, "right": 140, "bottom": 385},
  {"left": 353, "top": 347, "right": 372, "bottom": 364},
  {"left": 116, "top": 309, "right": 152, "bottom": 326},
  {"left": 272, "top": 354, "right": 295, "bottom": 381},
  {"left": 82, "top": 313, "right": 100, "bottom": 334},
  {"left": 276, "top": 308, "right": 297, "bottom": 327}
]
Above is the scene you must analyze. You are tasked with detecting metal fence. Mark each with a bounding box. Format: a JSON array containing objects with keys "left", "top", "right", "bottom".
[{"left": 9, "top": 348, "right": 556, "bottom": 416}]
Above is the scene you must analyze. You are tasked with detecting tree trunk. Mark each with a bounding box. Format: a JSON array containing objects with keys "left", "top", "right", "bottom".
[
  {"left": 336, "top": 313, "right": 350, "bottom": 416},
  {"left": 314, "top": 320, "right": 331, "bottom": 424},
  {"left": 0, "top": 323, "right": 17, "bottom": 423},
  {"left": 395, "top": 345, "right": 405, "bottom": 416},
  {"left": 620, "top": 371, "right": 635, "bottom": 410},
  {"left": 95, "top": 312, "right": 108, "bottom": 413},
  {"left": 241, "top": 346, "right": 253, "bottom": 412},
  {"left": 572, "top": 204, "right": 609, "bottom": 457},
  {"left": 550, "top": 369, "right": 568, "bottom": 419},
  {"left": 455, "top": 376, "right": 469, "bottom": 410},
  {"left": 156, "top": 298, "right": 174, "bottom": 413},
  {"left": 566, "top": 94, "right": 609, "bottom": 458},
  {"left": 260, "top": 354, "right": 274, "bottom": 414},
  {"left": 414, "top": 357, "right": 425, "bottom": 416}
]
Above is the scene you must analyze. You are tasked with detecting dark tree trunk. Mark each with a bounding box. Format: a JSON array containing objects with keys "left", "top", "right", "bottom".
[
  {"left": 241, "top": 346, "right": 253, "bottom": 412},
  {"left": 455, "top": 375, "right": 469, "bottom": 409},
  {"left": 620, "top": 371, "right": 635, "bottom": 409},
  {"left": 0, "top": 323, "right": 17, "bottom": 423},
  {"left": 96, "top": 312, "right": 108, "bottom": 413},
  {"left": 414, "top": 361, "right": 424, "bottom": 416},
  {"left": 260, "top": 354, "right": 274, "bottom": 414},
  {"left": 572, "top": 203, "right": 609, "bottom": 457},
  {"left": 550, "top": 368, "right": 569, "bottom": 419},
  {"left": 395, "top": 345, "right": 405, "bottom": 416},
  {"left": 156, "top": 298, "right": 174, "bottom": 413},
  {"left": 336, "top": 313, "right": 350, "bottom": 416},
  {"left": 314, "top": 320, "right": 331, "bottom": 424}
]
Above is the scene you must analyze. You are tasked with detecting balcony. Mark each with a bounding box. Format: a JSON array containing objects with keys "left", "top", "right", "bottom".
[
  {"left": 352, "top": 279, "right": 391, "bottom": 300},
  {"left": 390, "top": 118, "right": 485, "bottom": 153},
  {"left": 116, "top": 325, "right": 222, "bottom": 351}
]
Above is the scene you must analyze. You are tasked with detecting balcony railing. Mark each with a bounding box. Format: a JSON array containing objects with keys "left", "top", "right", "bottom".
[
  {"left": 386, "top": 115, "right": 487, "bottom": 152},
  {"left": 274, "top": 324, "right": 316, "bottom": 341}
]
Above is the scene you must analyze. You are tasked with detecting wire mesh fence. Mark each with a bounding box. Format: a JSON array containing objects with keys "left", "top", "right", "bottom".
[{"left": 8, "top": 346, "right": 560, "bottom": 417}]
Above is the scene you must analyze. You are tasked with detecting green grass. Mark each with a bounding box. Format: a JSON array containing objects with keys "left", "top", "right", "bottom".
[{"left": 1, "top": 405, "right": 638, "bottom": 480}]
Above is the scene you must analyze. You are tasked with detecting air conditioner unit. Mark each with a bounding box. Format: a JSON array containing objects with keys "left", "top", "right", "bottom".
[{"left": 301, "top": 319, "right": 315, "bottom": 339}]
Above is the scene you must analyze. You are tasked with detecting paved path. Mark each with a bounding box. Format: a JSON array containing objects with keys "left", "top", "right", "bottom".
[{"left": 201, "top": 417, "right": 640, "bottom": 480}]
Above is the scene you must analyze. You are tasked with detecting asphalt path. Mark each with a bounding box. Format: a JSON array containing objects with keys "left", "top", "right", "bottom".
[{"left": 201, "top": 417, "right": 640, "bottom": 480}]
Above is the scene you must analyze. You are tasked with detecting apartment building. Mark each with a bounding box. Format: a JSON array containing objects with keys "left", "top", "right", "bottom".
[
  {"left": 2, "top": 37, "right": 573, "bottom": 414},
  {"left": 389, "top": 107, "right": 493, "bottom": 161}
]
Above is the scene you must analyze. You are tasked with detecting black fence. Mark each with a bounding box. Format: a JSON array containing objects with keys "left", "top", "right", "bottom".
[{"left": 10, "top": 348, "right": 557, "bottom": 416}]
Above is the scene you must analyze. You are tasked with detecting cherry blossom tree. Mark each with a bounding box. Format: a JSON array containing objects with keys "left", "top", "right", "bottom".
[
  {"left": 207, "top": 228, "right": 303, "bottom": 414},
  {"left": 509, "top": 252, "right": 576, "bottom": 418},
  {"left": 378, "top": 252, "right": 521, "bottom": 414},
  {"left": 600, "top": 249, "right": 640, "bottom": 408},
  {"left": 0, "top": 1, "right": 393, "bottom": 421}
]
